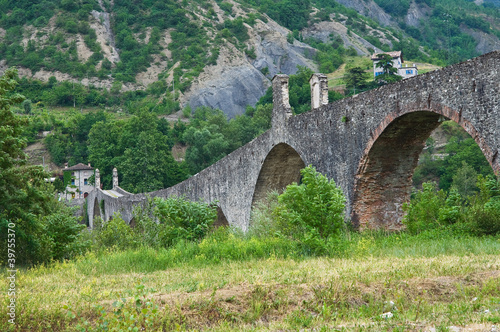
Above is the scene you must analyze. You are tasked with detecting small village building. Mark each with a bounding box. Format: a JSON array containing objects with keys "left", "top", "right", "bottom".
[
  {"left": 371, "top": 51, "right": 418, "bottom": 79},
  {"left": 62, "top": 163, "right": 94, "bottom": 200}
]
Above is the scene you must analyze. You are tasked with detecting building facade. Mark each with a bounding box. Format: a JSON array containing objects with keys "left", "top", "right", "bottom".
[
  {"left": 371, "top": 51, "right": 418, "bottom": 79},
  {"left": 62, "top": 163, "right": 94, "bottom": 200}
]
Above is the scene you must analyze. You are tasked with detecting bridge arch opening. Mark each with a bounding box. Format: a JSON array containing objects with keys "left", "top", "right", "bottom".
[
  {"left": 93, "top": 198, "right": 101, "bottom": 220},
  {"left": 213, "top": 206, "right": 230, "bottom": 228},
  {"left": 352, "top": 110, "right": 496, "bottom": 230},
  {"left": 251, "top": 143, "right": 306, "bottom": 209}
]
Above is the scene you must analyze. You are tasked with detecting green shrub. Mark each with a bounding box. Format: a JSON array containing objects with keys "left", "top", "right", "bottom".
[
  {"left": 249, "top": 191, "right": 281, "bottom": 238},
  {"left": 404, "top": 176, "right": 500, "bottom": 236},
  {"left": 473, "top": 202, "right": 500, "bottom": 235},
  {"left": 93, "top": 215, "right": 137, "bottom": 251},
  {"left": 131, "top": 197, "right": 162, "bottom": 248},
  {"left": 272, "top": 165, "right": 346, "bottom": 254},
  {"left": 41, "top": 209, "right": 89, "bottom": 260},
  {"left": 470, "top": 176, "right": 500, "bottom": 235},
  {"left": 153, "top": 196, "right": 217, "bottom": 247},
  {"left": 402, "top": 182, "right": 463, "bottom": 234}
]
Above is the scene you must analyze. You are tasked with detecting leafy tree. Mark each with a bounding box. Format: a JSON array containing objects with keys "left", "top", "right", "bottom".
[
  {"left": 120, "top": 130, "right": 186, "bottom": 193},
  {"left": 88, "top": 120, "right": 123, "bottom": 189},
  {"left": 88, "top": 110, "right": 186, "bottom": 193},
  {"left": 183, "top": 125, "right": 230, "bottom": 174},
  {"left": 376, "top": 54, "right": 398, "bottom": 75},
  {"left": 0, "top": 68, "right": 86, "bottom": 265},
  {"left": 344, "top": 67, "right": 370, "bottom": 93},
  {"left": 440, "top": 137, "right": 494, "bottom": 191},
  {"left": 375, "top": 54, "right": 403, "bottom": 85},
  {"left": 451, "top": 161, "right": 478, "bottom": 198}
]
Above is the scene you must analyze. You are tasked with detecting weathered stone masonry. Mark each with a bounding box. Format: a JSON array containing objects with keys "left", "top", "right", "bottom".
[{"left": 87, "top": 51, "right": 500, "bottom": 231}]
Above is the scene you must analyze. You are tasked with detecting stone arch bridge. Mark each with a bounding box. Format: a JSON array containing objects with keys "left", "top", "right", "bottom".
[{"left": 87, "top": 51, "right": 500, "bottom": 231}]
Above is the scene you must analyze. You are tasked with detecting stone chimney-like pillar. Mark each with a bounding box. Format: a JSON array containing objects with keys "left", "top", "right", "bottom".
[
  {"left": 309, "top": 73, "right": 328, "bottom": 109},
  {"left": 271, "top": 74, "right": 293, "bottom": 129},
  {"left": 95, "top": 168, "right": 100, "bottom": 189},
  {"left": 112, "top": 167, "right": 118, "bottom": 189}
]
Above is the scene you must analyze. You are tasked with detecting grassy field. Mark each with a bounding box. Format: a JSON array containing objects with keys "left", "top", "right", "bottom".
[{"left": 2, "top": 232, "right": 499, "bottom": 331}]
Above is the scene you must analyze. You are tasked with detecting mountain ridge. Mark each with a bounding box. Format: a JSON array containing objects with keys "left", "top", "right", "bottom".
[{"left": 1, "top": 0, "right": 499, "bottom": 117}]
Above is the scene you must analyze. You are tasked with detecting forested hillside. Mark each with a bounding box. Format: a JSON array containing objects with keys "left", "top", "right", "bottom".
[
  {"left": 1, "top": 0, "right": 500, "bottom": 116},
  {"left": 1, "top": 0, "right": 499, "bottom": 194}
]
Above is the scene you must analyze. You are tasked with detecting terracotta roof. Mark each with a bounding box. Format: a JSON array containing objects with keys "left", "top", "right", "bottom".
[
  {"left": 371, "top": 51, "right": 403, "bottom": 61},
  {"left": 66, "top": 163, "right": 94, "bottom": 171}
]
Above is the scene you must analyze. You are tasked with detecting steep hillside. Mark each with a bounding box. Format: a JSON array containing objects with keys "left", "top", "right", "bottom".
[{"left": 1, "top": 0, "right": 499, "bottom": 117}]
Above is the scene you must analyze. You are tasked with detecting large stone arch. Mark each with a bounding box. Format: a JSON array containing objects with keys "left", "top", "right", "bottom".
[
  {"left": 251, "top": 143, "right": 306, "bottom": 209},
  {"left": 351, "top": 105, "right": 497, "bottom": 230}
]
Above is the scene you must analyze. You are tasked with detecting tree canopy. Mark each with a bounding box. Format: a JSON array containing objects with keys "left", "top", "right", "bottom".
[{"left": 0, "top": 68, "right": 86, "bottom": 265}]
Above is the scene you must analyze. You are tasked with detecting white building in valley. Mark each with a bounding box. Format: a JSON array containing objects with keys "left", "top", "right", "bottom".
[
  {"left": 63, "top": 163, "right": 94, "bottom": 200},
  {"left": 371, "top": 51, "right": 418, "bottom": 79}
]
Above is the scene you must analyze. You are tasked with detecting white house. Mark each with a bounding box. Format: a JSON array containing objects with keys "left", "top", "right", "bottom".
[
  {"left": 371, "top": 51, "right": 418, "bottom": 79},
  {"left": 63, "top": 163, "right": 94, "bottom": 200}
]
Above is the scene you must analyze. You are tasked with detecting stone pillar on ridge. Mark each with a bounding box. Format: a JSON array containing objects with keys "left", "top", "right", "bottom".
[
  {"left": 95, "top": 168, "right": 100, "bottom": 189},
  {"left": 271, "top": 74, "right": 293, "bottom": 130},
  {"left": 112, "top": 167, "right": 119, "bottom": 189},
  {"left": 309, "top": 73, "right": 328, "bottom": 110}
]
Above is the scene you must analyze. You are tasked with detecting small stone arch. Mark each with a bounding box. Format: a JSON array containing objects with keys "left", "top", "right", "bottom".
[
  {"left": 93, "top": 197, "right": 101, "bottom": 219},
  {"left": 213, "top": 206, "right": 230, "bottom": 228},
  {"left": 251, "top": 143, "right": 306, "bottom": 208}
]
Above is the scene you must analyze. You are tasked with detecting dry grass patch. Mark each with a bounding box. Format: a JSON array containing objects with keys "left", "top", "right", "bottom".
[{"left": 2, "top": 252, "right": 499, "bottom": 331}]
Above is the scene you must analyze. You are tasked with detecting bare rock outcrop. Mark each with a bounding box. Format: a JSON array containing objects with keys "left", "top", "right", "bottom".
[
  {"left": 90, "top": 10, "right": 120, "bottom": 63},
  {"left": 333, "top": 0, "right": 396, "bottom": 27},
  {"left": 405, "top": 1, "right": 431, "bottom": 28},
  {"left": 301, "top": 20, "right": 383, "bottom": 56},
  {"left": 462, "top": 27, "right": 500, "bottom": 55},
  {"left": 187, "top": 64, "right": 270, "bottom": 118},
  {"left": 183, "top": 44, "right": 270, "bottom": 118},
  {"left": 183, "top": 16, "right": 318, "bottom": 118},
  {"left": 250, "top": 18, "right": 317, "bottom": 77}
]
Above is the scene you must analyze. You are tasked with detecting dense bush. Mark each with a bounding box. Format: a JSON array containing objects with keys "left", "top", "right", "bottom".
[
  {"left": 403, "top": 176, "right": 500, "bottom": 236},
  {"left": 249, "top": 166, "right": 347, "bottom": 255},
  {"left": 154, "top": 196, "right": 217, "bottom": 247},
  {"left": 272, "top": 165, "right": 346, "bottom": 254},
  {"left": 89, "top": 196, "right": 218, "bottom": 251},
  {"left": 91, "top": 215, "right": 137, "bottom": 251},
  {"left": 402, "top": 182, "right": 457, "bottom": 234}
]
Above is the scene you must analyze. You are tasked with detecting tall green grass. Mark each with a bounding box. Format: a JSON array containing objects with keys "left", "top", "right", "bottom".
[{"left": 62, "top": 227, "right": 500, "bottom": 276}]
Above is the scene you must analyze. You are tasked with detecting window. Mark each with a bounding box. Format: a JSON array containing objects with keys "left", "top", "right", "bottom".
[
  {"left": 375, "top": 72, "right": 383, "bottom": 76},
  {"left": 71, "top": 179, "right": 75, "bottom": 185},
  {"left": 84, "top": 178, "right": 88, "bottom": 185},
  {"left": 406, "top": 70, "right": 413, "bottom": 75}
]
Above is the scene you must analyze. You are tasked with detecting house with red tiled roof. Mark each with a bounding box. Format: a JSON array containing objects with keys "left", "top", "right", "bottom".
[
  {"left": 62, "top": 163, "right": 95, "bottom": 200},
  {"left": 371, "top": 51, "right": 418, "bottom": 79}
]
